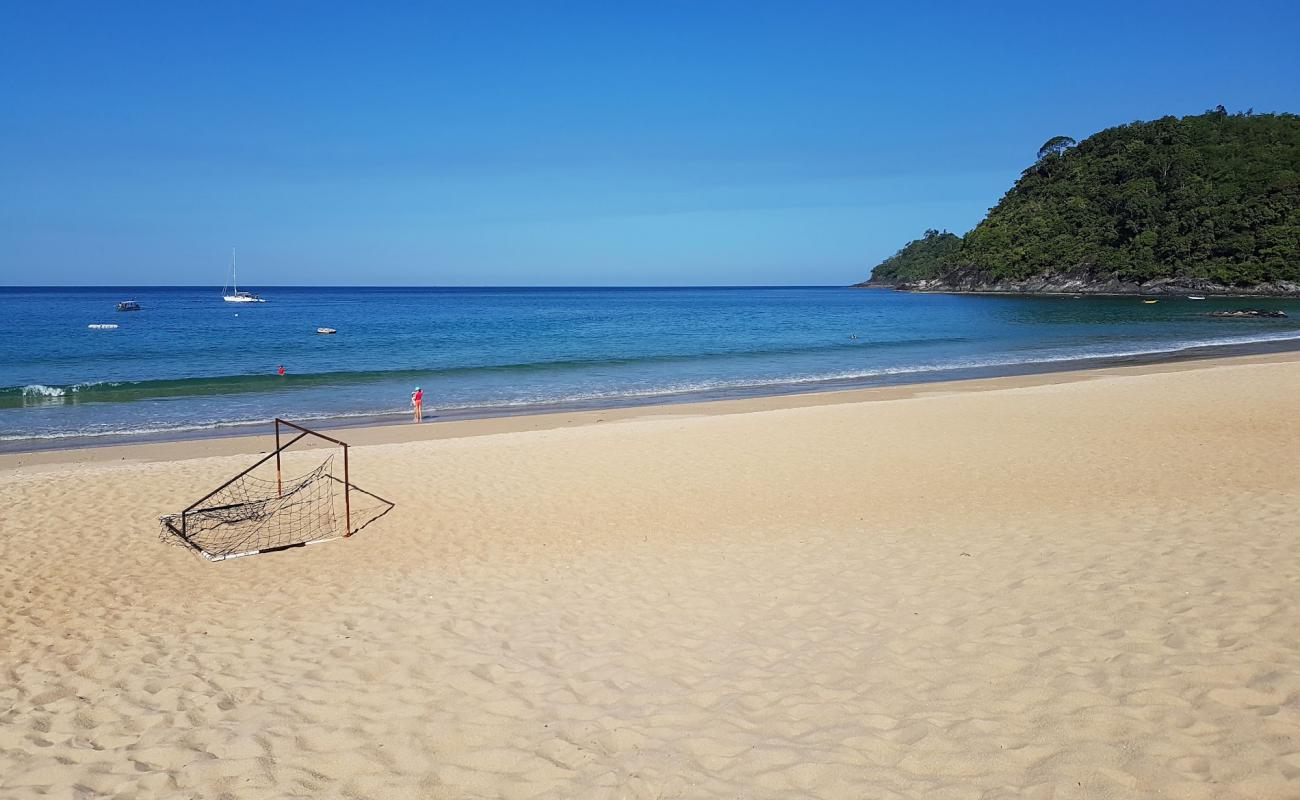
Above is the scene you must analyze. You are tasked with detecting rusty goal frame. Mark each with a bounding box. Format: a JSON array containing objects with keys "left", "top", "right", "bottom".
[{"left": 161, "top": 418, "right": 392, "bottom": 560}]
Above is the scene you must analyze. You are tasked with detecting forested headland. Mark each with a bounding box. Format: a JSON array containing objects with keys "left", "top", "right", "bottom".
[{"left": 861, "top": 110, "right": 1300, "bottom": 294}]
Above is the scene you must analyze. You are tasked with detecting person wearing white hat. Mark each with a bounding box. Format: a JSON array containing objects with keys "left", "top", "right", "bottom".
[{"left": 411, "top": 386, "right": 424, "bottom": 423}]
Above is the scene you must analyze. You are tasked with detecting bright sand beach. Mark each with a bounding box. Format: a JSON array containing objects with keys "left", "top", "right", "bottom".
[{"left": 3, "top": 352, "right": 1300, "bottom": 799}]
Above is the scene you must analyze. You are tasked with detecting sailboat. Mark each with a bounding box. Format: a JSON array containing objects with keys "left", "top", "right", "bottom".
[{"left": 222, "top": 249, "right": 265, "bottom": 303}]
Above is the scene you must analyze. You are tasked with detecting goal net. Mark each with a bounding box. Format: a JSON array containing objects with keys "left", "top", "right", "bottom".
[{"left": 160, "top": 419, "right": 393, "bottom": 561}]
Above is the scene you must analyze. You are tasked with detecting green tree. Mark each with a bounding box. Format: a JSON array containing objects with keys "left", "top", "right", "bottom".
[{"left": 1036, "top": 135, "right": 1077, "bottom": 161}]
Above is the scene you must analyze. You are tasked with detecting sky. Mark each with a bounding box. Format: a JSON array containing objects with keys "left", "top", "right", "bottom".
[{"left": 2, "top": 1, "right": 1298, "bottom": 286}]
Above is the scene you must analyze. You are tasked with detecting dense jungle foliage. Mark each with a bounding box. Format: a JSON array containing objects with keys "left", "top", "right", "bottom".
[
  {"left": 865, "top": 229, "right": 961, "bottom": 284},
  {"left": 867, "top": 110, "right": 1300, "bottom": 287}
]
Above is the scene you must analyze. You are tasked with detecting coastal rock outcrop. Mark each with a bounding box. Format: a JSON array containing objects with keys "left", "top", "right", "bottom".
[{"left": 891, "top": 272, "right": 1300, "bottom": 297}]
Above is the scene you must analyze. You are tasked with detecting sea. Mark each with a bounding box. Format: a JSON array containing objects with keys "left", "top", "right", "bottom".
[{"left": 4, "top": 286, "right": 1300, "bottom": 451}]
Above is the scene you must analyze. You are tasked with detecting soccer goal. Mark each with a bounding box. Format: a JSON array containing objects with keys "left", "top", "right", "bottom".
[{"left": 160, "top": 419, "right": 394, "bottom": 561}]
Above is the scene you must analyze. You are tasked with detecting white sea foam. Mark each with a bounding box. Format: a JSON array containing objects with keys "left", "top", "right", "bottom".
[{"left": 20, "top": 384, "right": 68, "bottom": 398}]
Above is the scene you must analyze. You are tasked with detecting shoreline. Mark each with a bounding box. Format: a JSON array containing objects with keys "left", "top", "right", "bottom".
[
  {"left": 10, "top": 287, "right": 1300, "bottom": 456},
  {"left": 7, "top": 343, "right": 1300, "bottom": 471}
]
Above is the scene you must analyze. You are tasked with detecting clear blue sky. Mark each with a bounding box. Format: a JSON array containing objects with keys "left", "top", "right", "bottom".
[{"left": 3, "top": 1, "right": 1298, "bottom": 286}]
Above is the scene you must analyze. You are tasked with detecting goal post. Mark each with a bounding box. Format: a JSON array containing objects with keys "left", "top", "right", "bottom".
[
  {"left": 275, "top": 418, "right": 351, "bottom": 538},
  {"left": 160, "top": 419, "right": 393, "bottom": 561}
]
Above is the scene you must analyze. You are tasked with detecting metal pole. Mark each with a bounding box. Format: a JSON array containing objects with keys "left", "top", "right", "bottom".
[
  {"left": 342, "top": 443, "right": 352, "bottom": 537},
  {"left": 275, "top": 419, "right": 283, "bottom": 498}
]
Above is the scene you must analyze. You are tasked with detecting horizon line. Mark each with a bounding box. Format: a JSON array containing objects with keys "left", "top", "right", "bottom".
[{"left": 0, "top": 283, "right": 856, "bottom": 290}]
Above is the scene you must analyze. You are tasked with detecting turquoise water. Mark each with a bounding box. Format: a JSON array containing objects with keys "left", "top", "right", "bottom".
[{"left": 3, "top": 286, "right": 1300, "bottom": 447}]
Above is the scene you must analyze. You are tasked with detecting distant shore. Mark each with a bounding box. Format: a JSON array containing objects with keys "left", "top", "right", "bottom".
[{"left": 855, "top": 280, "right": 1300, "bottom": 297}]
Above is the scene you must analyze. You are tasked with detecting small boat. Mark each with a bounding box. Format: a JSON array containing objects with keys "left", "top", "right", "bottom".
[
  {"left": 116, "top": 300, "right": 141, "bottom": 311},
  {"left": 88, "top": 323, "right": 119, "bottom": 330},
  {"left": 1143, "top": 299, "right": 1159, "bottom": 304},
  {"left": 1188, "top": 296, "right": 1206, "bottom": 301},
  {"left": 222, "top": 249, "right": 265, "bottom": 303},
  {"left": 317, "top": 327, "right": 337, "bottom": 335}
]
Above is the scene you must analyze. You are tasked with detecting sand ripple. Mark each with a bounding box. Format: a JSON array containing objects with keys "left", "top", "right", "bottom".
[{"left": 3, "top": 360, "right": 1300, "bottom": 797}]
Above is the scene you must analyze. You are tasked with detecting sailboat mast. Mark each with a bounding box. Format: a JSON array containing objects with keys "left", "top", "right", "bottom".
[{"left": 231, "top": 248, "right": 237, "bottom": 293}]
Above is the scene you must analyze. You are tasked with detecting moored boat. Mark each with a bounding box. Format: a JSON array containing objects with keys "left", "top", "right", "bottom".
[
  {"left": 116, "top": 300, "right": 141, "bottom": 311},
  {"left": 222, "top": 249, "right": 265, "bottom": 303}
]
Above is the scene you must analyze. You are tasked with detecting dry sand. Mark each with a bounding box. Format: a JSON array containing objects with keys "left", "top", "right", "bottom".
[{"left": 2, "top": 354, "right": 1299, "bottom": 799}]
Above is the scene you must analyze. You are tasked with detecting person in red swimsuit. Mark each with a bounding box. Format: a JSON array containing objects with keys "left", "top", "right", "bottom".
[
  {"left": 412, "top": 386, "right": 423, "bottom": 423},
  {"left": 277, "top": 364, "right": 286, "bottom": 376}
]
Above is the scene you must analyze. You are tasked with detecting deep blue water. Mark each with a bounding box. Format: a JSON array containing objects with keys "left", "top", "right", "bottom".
[{"left": 4, "top": 286, "right": 1300, "bottom": 447}]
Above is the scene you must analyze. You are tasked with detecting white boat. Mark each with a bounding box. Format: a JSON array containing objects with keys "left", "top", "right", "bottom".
[
  {"left": 317, "top": 327, "right": 337, "bottom": 335},
  {"left": 1188, "top": 296, "right": 1206, "bottom": 300},
  {"left": 222, "top": 249, "right": 265, "bottom": 303},
  {"left": 88, "top": 323, "right": 119, "bottom": 330}
]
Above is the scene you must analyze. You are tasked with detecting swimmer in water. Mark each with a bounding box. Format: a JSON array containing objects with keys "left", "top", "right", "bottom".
[{"left": 278, "top": 364, "right": 286, "bottom": 376}]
